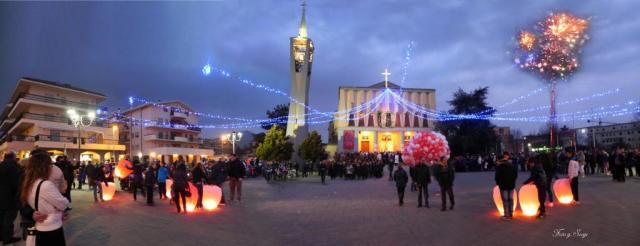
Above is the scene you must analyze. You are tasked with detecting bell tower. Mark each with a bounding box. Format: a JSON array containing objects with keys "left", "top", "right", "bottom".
[{"left": 286, "top": 0, "right": 314, "bottom": 156}]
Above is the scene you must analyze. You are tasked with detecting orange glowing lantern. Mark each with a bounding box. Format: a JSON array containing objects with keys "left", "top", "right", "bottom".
[
  {"left": 553, "top": 178, "right": 574, "bottom": 204},
  {"left": 101, "top": 182, "right": 116, "bottom": 201},
  {"left": 202, "top": 185, "right": 223, "bottom": 211},
  {"left": 165, "top": 179, "right": 173, "bottom": 199},
  {"left": 492, "top": 186, "right": 518, "bottom": 216},
  {"left": 518, "top": 184, "right": 540, "bottom": 217},
  {"left": 184, "top": 182, "right": 199, "bottom": 213},
  {"left": 114, "top": 159, "right": 133, "bottom": 179}
]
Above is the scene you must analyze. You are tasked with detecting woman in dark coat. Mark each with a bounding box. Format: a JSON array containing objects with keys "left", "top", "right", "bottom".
[
  {"left": 191, "top": 162, "right": 207, "bottom": 209},
  {"left": 523, "top": 156, "right": 547, "bottom": 219},
  {"left": 172, "top": 164, "right": 189, "bottom": 213}
]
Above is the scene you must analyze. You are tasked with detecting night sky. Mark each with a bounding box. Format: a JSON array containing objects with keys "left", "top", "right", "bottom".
[{"left": 1, "top": 0, "right": 639, "bottom": 139}]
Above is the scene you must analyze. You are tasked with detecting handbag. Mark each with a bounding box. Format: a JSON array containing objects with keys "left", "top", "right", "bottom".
[{"left": 25, "top": 180, "right": 45, "bottom": 246}]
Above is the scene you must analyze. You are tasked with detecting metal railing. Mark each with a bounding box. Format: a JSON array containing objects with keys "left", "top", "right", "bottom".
[
  {"left": 4, "top": 134, "right": 118, "bottom": 145},
  {"left": 20, "top": 113, "right": 109, "bottom": 127},
  {"left": 20, "top": 93, "right": 96, "bottom": 109},
  {"left": 144, "top": 134, "right": 203, "bottom": 143}
]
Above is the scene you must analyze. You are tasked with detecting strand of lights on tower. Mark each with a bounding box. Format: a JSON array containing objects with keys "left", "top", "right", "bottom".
[
  {"left": 398, "top": 41, "right": 414, "bottom": 92},
  {"left": 493, "top": 88, "right": 621, "bottom": 116}
]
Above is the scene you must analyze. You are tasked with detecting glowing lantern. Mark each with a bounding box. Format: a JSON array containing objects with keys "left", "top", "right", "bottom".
[
  {"left": 518, "top": 184, "right": 540, "bottom": 217},
  {"left": 492, "top": 186, "right": 518, "bottom": 216},
  {"left": 114, "top": 160, "right": 133, "bottom": 179},
  {"left": 202, "top": 185, "right": 223, "bottom": 211},
  {"left": 184, "top": 182, "right": 199, "bottom": 213},
  {"left": 165, "top": 179, "right": 173, "bottom": 199},
  {"left": 553, "top": 178, "right": 574, "bottom": 204},
  {"left": 101, "top": 182, "right": 116, "bottom": 201}
]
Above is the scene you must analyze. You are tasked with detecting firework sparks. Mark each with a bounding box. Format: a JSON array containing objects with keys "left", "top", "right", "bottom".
[
  {"left": 515, "top": 12, "right": 589, "bottom": 82},
  {"left": 519, "top": 31, "right": 536, "bottom": 50}
]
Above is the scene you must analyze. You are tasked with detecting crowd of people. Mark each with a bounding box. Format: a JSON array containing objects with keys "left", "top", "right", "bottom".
[{"left": 0, "top": 148, "right": 254, "bottom": 245}]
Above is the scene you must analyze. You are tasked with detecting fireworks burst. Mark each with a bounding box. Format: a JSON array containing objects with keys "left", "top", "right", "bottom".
[{"left": 514, "top": 12, "right": 590, "bottom": 81}]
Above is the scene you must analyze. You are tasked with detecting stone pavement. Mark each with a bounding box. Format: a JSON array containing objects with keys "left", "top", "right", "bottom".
[{"left": 10, "top": 171, "right": 640, "bottom": 246}]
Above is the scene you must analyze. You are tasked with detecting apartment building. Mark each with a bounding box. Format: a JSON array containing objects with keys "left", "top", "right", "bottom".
[{"left": 0, "top": 77, "right": 125, "bottom": 162}]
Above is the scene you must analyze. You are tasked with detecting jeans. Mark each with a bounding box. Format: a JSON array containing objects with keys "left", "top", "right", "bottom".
[
  {"left": 537, "top": 185, "right": 546, "bottom": 215},
  {"left": 93, "top": 181, "right": 103, "bottom": 202},
  {"left": 174, "top": 188, "right": 187, "bottom": 212},
  {"left": 545, "top": 176, "right": 554, "bottom": 203},
  {"left": 440, "top": 186, "right": 454, "bottom": 209},
  {"left": 229, "top": 178, "right": 242, "bottom": 201},
  {"left": 500, "top": 189, "right": 514, "bottom": 217},
  {"left": 417, "top": 183, "right": 429, "bottom": 206},
  {"left": 0, "top": 209, "right": 18, "bottom": 242},
  {"left": 158, "top": 182, "right": 166, "bottom": 199},
  {"left": 132, "top": 183, "right": 145, "bottom": 200},
  {"left": 195, "top": 183, "right": 204, "bottom": 208},
  {"left": 396, "top": 185, "right": 406, "bottom": 205},
  {"left": 570, "top": 177, "right": 580, "bottom": 202},
  {"left": 146, "top": 185, "right": 154, "bottom": 205},
  {"left": 64, "top": 180, "right": 73, "bottom": 202}
]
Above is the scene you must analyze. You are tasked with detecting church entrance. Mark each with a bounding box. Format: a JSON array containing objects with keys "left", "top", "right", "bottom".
[{"left": 377, "top": 132, "right": 401, "bottom": 152}]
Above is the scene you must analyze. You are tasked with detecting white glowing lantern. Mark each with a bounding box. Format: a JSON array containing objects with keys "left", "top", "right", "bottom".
[
  {"left": 101, "top": 182, "right": 116, "bottom": 201},
  {"left": 202, "top": 185, "right": 223, "bottom": 211},
  {"left": 492, "top": 186, "right": 518, "bottom": 216}
]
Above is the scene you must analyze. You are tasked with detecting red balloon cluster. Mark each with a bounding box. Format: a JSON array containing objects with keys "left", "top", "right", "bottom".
[{"left": 402, "top": 131, "right": 450, "bottom": 166}]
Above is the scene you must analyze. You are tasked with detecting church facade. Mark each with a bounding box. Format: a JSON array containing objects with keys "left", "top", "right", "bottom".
[{"left": 334, "top": 81, "right": 436, "bottom": 153}]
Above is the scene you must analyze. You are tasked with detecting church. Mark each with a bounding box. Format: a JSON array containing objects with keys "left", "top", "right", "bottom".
[{"left": 333, "top": 79, "right": 436, "bottom": 153}]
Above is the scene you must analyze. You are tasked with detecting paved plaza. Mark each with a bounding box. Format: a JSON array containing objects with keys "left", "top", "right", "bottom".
[{"left": 12, "top": 171, "right": 640, "bottom": 246}]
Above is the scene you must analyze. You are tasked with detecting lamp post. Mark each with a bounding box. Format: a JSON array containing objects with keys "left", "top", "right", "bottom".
[
  {"left": 67, "top": 109, "right": 96, "bottom": 161},
  {"left": 222, "top": 131, "right": 242, "bottom": 155}
]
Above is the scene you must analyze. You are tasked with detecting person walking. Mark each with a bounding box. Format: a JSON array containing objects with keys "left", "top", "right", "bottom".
[
  {"left": 415, "top": 162, "right": 431, "bottom": 208},
  {"left": 393, "top": 164, "right": 408, "bottom": 206},
  {"left": 567, "top": 151, "right": 581, "bottom": 205},
  {"left": 523, "top": 156, "right": 547, "bottom": 219},
  {"left": 0, "top": 152, "right": 22, "bottom": 244},
  {"left": 93, "top": 165, "right": 108, "bottom": 203},
  {"left": 495, "top": 152, "right": 517, "bottom": 220},
  {"left": 435, "top": 158, "right": 455, "bottom": 211},
  {"left": 144, "top": 166, "right": 156, "bottom": 206},
  {"left": 191, "top": 162, "right": 207, "bottom": 209},
  {"left": 130, "top": 160, "right": 145, "bottom": 201},
  {"left": 21, "top": 151, "right": 70, "bottom": 245},
  {"left": 172, "top": 164, "right": 189, "bottom": 214},
  {"left": 157, "top": 162, "right": 169, "bottom": 200},
  {"left": 227, "top": 154, "right": 246, "bottom": 203},
  {"left": 318, "top": 161, "right": 328, "bottom": 184}
]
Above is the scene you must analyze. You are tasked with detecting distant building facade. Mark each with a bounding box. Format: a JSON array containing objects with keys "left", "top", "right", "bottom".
[
  {"left": 0, "top": 77, "right": 125, "bottom": 162},
  {"left": 116, "top": 101, "right": 214, "bottom": 164},
  {"left": 579, "top": 121, "right": 640, "bottom": 149}
]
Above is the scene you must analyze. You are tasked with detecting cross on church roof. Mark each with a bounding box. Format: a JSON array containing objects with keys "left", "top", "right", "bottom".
[{"left": 381, "top": 69, "right": 391, "bottom": 88}]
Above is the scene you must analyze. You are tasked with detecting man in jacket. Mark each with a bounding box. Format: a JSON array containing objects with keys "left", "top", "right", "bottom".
[
  {"left": 567, "top": 150, "right": 581, "bottom": 205},
  {"left": 211, "top": 159, "right": 228, "bottom": 205},
  {"left": 393, "top": 164, "right": 408, "bottom": 206},
  {"left": 435, "top": 158, "right": 455, "bottom": 211},
  {"left": 318, "top": 161, "right": 328, "bottom": 184},
  {"left": 227, "top": 154, "right": 246, "bottom": 202},
  {"left": 55, "top": 156, "right": 75, "bottom": 203},
  {"left": 495, "top": 152, "right": 517, "bottom": 220},
  {"left": 144, "top": 166, "right": 156, "bottom": 206},
  {"left": 541, "top": 153, "right": 556, "bottom": 207},
  {"left": 524, "top": 156, "right": 547, "bottom": 219},
  {"left": 0, "top": 152, "right": 22, "bottom": 244},
  {"left": 415, "top": 162, "right": 431, "bottom": 208}
]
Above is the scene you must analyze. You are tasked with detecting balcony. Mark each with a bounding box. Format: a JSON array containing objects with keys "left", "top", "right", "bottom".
[
  {"left": 20, "top": 93, "right": 96, "bottom": 109},
  {"left": 144, "top": 120, "right": 201, "bottom": 132},
  {"left": 1, "top": 134, "right": 125, "bottom": 151},
  {"left": 143, "top": 134, "right": 202, "bottom": 144},
  {"left": 170, "top": 111, "right": 188, "bottom": 119}
]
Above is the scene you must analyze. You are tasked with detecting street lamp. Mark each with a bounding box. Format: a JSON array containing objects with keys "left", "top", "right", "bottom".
[
  {"left": 67, "top": 109, "right": 96, "bottom": 161},
  {"left": 222, "top": 131, "right": 242, "bottom": 155}
]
